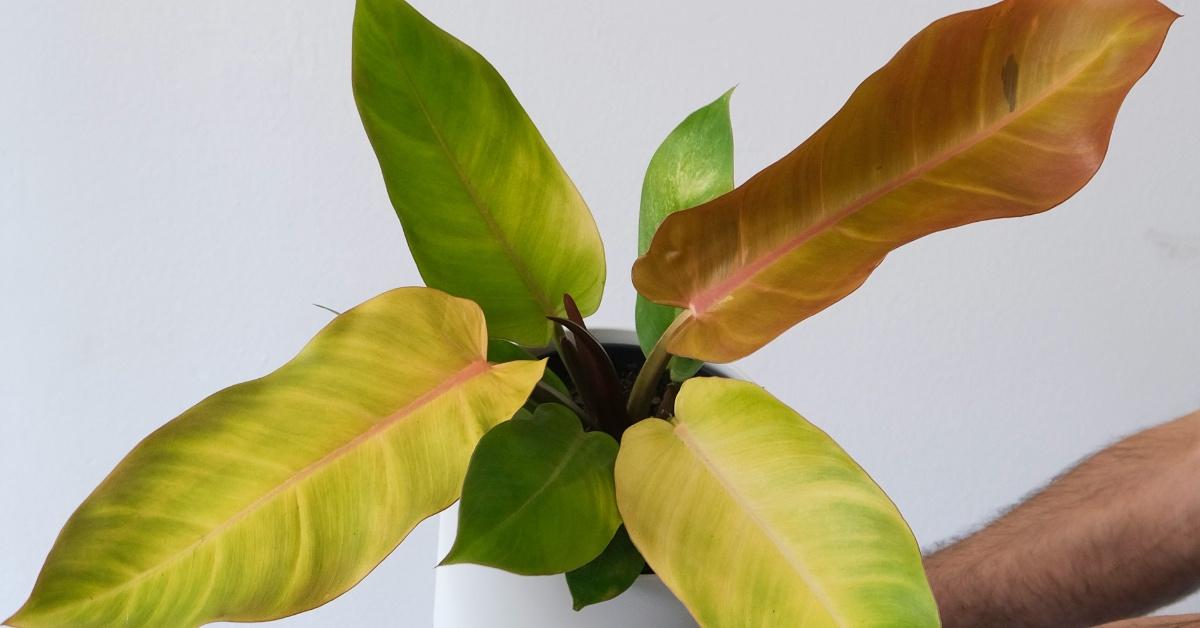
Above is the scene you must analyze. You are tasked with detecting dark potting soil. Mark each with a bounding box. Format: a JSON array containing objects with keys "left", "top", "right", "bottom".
[{"left": 542, "top": 341, "right": 722, "bottom": 420}]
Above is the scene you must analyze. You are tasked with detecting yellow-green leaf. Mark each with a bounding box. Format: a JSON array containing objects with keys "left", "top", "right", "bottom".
[
  {"left": 487, "top": 337, "right": 569, "bottom": 396},
  {"left": 353, "top": 0, "right": 606, "bottom": 347},
  {"left": 633, "top": 0, "right": 1177, "bottom": 362},
  {"left": 7, "top": 288, "right": 545, "bottom": 628},
  {"left": 616, "top": 378, "right": 938, "bottom": 627}
]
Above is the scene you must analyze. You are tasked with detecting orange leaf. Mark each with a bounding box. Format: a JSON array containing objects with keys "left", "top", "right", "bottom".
[{"left": 633, "top": 0, "right": 1178, "bottom": 362}]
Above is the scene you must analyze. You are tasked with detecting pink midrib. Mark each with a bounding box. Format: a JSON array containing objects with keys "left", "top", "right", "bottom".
[
  {"left": 670, "top": 421, "right": 849, "bottom": 626},
  {"left": 50, "top": 358, "right": 492, "bottom": 618},
  {"left": 685, "top": 30, "right": 1127, "bottom": 317}
]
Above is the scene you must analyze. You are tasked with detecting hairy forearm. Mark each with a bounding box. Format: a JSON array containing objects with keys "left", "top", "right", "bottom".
[
  {"left": 926, "top": 410, "right": 1200, "bottom": 628},
  {"left": 1099, "top": 615, "right": 1200, "bottom": 627}
]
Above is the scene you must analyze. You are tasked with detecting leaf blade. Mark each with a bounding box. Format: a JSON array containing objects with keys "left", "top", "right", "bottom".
[
  {"left": 441, "top": 404, "right": 621, "bottom": 575},
  {"left": 9, "top": 288, "right": 544, "bottom": 627},
  {"left": 615, "top": 378, "right": 938, "bottom": 627},
  {"left": 565, "top": 526, "right": 646, "bottom": 611},
  {"left": 488, "top": 337, "right": 569, "bottom": 395},
  {"left": 633, "top": 0, "right": 1177, "bottom": 362},
  {"left": 353, "top": 0, "right": 606, "bottom": 346}
]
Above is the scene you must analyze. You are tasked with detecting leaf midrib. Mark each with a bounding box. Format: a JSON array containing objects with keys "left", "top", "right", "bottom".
[
  {"left": 672, "top": 421, "right": 847, "bottom": 627},
  {"left": 456, "top": 432, "right": 591, "bottom": 561},
  {"left": 685, "top": 29, "right": 1127, "bottom": 317},
  {"left": 40, "top": 359, "right": 491, "bottom": 619},
  {"left": 383, "top": 36, "right": 556, "bottom": 318}
]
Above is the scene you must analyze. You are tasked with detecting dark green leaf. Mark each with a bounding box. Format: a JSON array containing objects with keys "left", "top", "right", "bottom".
[
  {"left": 565, "top": 526, "right": 645, "bottom": 611},
  {"left": 441, "top": 404, "right": 621, "bottom": 575}
]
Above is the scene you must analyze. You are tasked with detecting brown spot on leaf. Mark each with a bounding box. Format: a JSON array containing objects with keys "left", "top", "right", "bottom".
[{"left": 1002, "top": 54, "right": 1019, "bottom": 112}]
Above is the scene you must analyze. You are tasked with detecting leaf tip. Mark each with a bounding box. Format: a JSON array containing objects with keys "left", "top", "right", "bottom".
[
  {"left": 1160, "top": 0, "right": 1183, "bottom": 20},
  {"left": 436, "top": 549, "right": 464, "bottom": 568},
  {"left": 565, "top": 580, "right": 594, "bottom": 612},
  {"left": 437, "top": 537, "right": 477, "bottom": 569},
  {"left": 4, "top": 610, "right": 26, "bottom": 628}
]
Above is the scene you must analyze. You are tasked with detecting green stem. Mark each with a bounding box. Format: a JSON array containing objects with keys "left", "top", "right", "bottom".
[{"left": 626, "top": 313, "right": 688, "bottom": 420}]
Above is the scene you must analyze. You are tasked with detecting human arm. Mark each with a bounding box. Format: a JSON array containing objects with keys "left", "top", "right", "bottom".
[
  {"left": 925, "top": 410, "right": 1200, "bottom": 627},
  {"left": 1098, "top": 615, "right": 1200, "bottom": 627}
]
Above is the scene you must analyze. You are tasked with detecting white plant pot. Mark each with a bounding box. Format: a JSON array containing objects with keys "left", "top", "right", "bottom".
[
  {"left": 433, "top": 503, "right": 696, "bottom": 628},
  {"left": 432, "top": 329, "right": 736, "bottom": 628}
]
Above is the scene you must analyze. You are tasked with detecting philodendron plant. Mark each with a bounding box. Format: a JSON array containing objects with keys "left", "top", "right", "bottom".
[{"left": 7, "top": 0, "right": 1177, "bottom": 626}]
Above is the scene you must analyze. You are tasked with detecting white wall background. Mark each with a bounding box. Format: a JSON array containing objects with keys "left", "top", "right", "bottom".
[{"left": 2, "top": 1, "right": 1197, "bottom": 625}]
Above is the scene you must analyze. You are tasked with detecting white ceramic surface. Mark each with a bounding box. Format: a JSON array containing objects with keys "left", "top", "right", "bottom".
[{"left": 433, "top": 504, "right": 697, "bottom": 628}]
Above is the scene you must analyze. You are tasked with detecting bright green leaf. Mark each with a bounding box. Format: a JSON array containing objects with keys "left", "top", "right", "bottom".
[
  {"left": 635, "top": 89, "right": 734, "bottom": 381},
  {"left": 442, "top": 404, "right": 620, "bottom": 575},
  {"left": 353, "top": 0, "right": 606, "bottom": 346},
  {"left": 7, "top": 288, "right": 545, "bottom": 628},
  {"left": 565, "top": 526, "right": 645, "bottom": 611},
  {"left": 616, "top": 378, "right": 939, "bottom": 626}
]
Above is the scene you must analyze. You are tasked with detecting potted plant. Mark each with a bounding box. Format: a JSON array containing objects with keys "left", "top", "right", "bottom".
[{"left": 5, "top": 0, "right": 1178, "bottom": 626}]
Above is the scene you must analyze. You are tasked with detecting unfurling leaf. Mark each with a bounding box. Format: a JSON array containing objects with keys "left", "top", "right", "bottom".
[
  {"left": 633, "top": 0, "right": 1178, "bottom": 363},
  {"left": 616, "top": 378, "right": 938, "bottom": 627},
  {"left": 550, "top": 316, "right": 630, "bottom": 437},
  {"left": 442, "top": 404, "right": 621, "bottom": 575},
  {"left": 7, "top": 288, "right": 545, "bottom": 628},
  {"left": 353, "top": 0, "right": 605, "bottom": 346},
  {"left": 565, "top": 526, "right": 645, "bottom": 611},
  {"left": 635, "top": 89, "right": 735, "bottom": 381}
]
